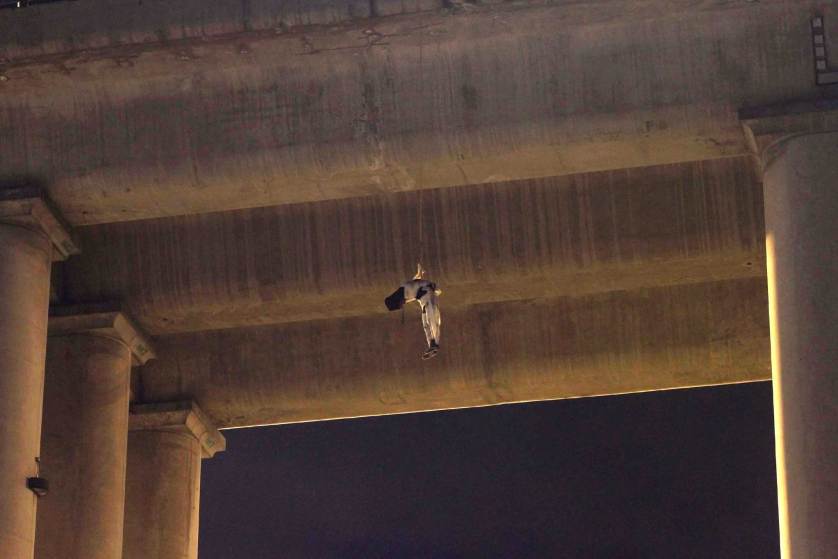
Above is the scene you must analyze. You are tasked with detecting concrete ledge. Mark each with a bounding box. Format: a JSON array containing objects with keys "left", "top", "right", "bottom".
[
  {"left": 129, "top": 401, "right": 226, "bottom": 458},
  {"left": 0, "top": 186, "right": 78, "bottom": 260},
  {"left": 64, "top": 157, "right": 765, "bottom": 335},
  {"left": 2, "top": 1, "right": 796, "bottom": 225},
  {"left": 49, "top": 304, "right": 156, "bottom": 365},
  {"left": 740, "top": 99, "right": 838, "bottom": 169},
  {"left": 139, "top": 277, "right": 771, "bottom": 428}
]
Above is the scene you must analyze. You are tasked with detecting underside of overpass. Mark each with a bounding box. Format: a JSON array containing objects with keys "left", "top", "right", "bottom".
[
  {"left": 2, "top": 1, "right": 837, "bottom": 557},
  {"left": 2, "top": 0, "right": 801, "bottom": 428}
]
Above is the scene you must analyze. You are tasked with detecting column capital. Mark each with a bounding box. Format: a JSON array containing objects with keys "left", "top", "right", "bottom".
[
  {"left": 740, "top": 99, "right": 838, "bottom": 169},
  {"left": 49, "top": 304, "right": 156, "bottom": 365},
  {"left": 0, "top": 186, "right": 79, "bottom": 261},
  {"left": 129, "top": 401, "right": 226, "bottom": 458}
]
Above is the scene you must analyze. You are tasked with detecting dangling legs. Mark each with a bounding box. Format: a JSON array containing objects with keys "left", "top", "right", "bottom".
[
  {"left": 426, "top": 299, "right": 440, "bottom": 348},
  {"left": 420, "top": 296, "right": 441, "bottom": 360}
]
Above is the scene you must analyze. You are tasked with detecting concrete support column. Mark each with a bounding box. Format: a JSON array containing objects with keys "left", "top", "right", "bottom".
[
  {"left": 761, "top": 132, "right": 838, "bottom": 558},
  {"left": 122, "top": 401, "right": 225, "bottom": 559},
  {"left": 743, "top": 108, "right": 838, "bottom": 558},
  {"left": 35, "top": 309, "right": 155, "bottom": 559},
  {"left": 0, "top": 189, "right": 77, "bottom": 559}
]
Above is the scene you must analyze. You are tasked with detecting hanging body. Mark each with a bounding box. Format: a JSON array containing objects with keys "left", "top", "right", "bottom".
[{"left": 384, "top": 265, "right": 442, "bottom": 359}]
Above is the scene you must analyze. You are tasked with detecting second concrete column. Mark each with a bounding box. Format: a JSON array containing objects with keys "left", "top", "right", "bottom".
[
  {"left": 35, "top": 309, "right": 155, "bottom": 559},
  {"left": 122, "top": 401, "right": 226, "bottom": 559}
]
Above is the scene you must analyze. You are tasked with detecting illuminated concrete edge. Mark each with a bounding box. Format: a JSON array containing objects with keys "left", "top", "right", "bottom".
[
  {"left": 129, "top": 401, "right": 226, "bottom": 458},
  {"left": 0, "top": 186, "right": 79, "bottom": 261},
  {"left": 48, "top": 305, "right": 156, "bottom": 365},
  {"left": 138, "top": 277, "right": 771, "bottom": 429}
]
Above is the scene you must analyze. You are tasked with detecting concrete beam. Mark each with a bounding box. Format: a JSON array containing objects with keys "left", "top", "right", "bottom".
[
  {"left": 0, "top": 0, "right": 430, "bottom": 60},
  {"left": 741, "top": 99, "right": 838, "bottom": 163},
  {"left": 0, "top": 0, "right": 823, "bottom": 224},
  {"left": 137, "top": 276, "right": 770, "bottom": 428},
  {"left": 62, "top": 157, "right": 765, "bottom": 334}
]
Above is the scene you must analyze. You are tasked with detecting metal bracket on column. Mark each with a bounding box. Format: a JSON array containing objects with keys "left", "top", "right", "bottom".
[
  {"left": 26, "top": 457, "right": 48, "bottom": 497},
  {"left": 26, "top": 477, "right": 49, "bottom": 497},
  {"left": 812, "top": 15, "right": 838, "bottom": 85}
]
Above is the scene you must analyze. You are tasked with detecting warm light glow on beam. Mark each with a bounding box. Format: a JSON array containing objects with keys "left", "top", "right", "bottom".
[{"left": 219, "top": 378, "right": 773, "bottom": 431}]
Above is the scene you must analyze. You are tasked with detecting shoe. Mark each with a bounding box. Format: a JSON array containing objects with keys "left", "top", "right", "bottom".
[{"left": 422, "top": 347, "right": 439, "bottom": 360}]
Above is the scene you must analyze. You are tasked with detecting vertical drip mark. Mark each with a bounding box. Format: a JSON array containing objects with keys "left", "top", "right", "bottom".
[{"left": 578, "top": 174, "right": 596, "bottom": 267}]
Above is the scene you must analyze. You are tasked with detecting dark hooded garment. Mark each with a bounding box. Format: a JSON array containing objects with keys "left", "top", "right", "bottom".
[{"left": 385, "top": 287, "right": 406, "bottom": 311}]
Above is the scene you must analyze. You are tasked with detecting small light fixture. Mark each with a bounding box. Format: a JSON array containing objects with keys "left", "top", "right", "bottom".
[
  {"left": 27, "top": 476, "right": 49, "bottom": 497},
  {"left": 27, "top": 457, "right": 48, "bottom": 497}
]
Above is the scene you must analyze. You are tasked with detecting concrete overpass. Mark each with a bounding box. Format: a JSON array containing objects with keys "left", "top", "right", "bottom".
[{"left": 0, "top": 0, "right": 835, "bottom": 558}]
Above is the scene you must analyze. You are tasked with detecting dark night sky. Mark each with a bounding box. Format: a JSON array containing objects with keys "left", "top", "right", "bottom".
[{"left": 199, "top": 382, "right": 779, "bottom": 558}]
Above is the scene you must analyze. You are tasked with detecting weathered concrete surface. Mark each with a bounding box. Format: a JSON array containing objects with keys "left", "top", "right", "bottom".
[
  {"left": 0, "top": 188, "right": 78, "bottom": 261},
  {"left": 138, "top": 276, "right": 770, "bottom": 428},
  {"left": 123, "top": 431, "right": 202, "bottom": 559},
  {"left": 0, "top": 223, "right": 52, "bottom": 559},
  {"left": 122, "top": 402, "right": 224, "bottom": 559},
  {"left": 762, "top": 133, "right": 838, "bottom": 558},
  {"left": 0, "top": 0, "right": 825, "bottom": 224},
  {"left": 35, "top": 335, "right": 132, "bottom": 559},
  {"left": 128, "top": 401, "right": 225, "bottom": 459},
  {"left": 63, "top": 157, "right": 765, "bottom": 334},
  {"left": 48, "top": 306, "right": 156, "bottom": 365},
  {"left": 0, "top": 0, "right": 429, "bottom": 58}
]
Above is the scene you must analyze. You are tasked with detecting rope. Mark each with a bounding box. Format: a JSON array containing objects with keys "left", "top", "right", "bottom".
[
  {"left": 402, "top": 189, "right": 425, "bottom": 328},
  {"left": 417, "top": 188, "right": 424, "bottom": 267}
]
